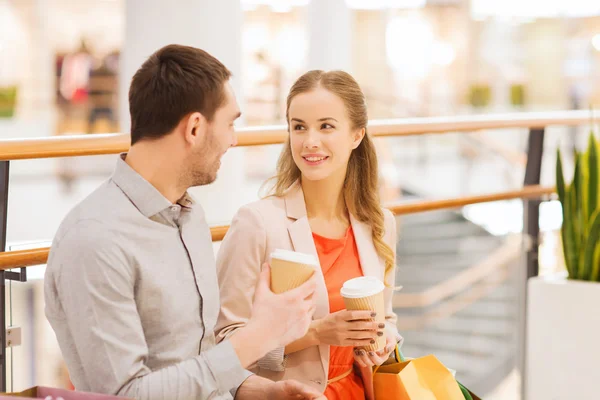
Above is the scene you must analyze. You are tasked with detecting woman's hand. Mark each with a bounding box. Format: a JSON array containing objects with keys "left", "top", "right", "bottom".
[
  {"left": 311, "top": 310, "right": 384, "bottom": 347},
  {"left": 353, "top": 330, "right": 397, "bottom": 368}
]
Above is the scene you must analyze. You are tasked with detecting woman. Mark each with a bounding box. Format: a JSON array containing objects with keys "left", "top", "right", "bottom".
[{"left": 215, "top": 70, "right": 400, "bottom": 399}]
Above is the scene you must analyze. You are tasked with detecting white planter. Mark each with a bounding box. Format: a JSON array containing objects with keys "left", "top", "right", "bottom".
[{"left": 526, "top": 275, "right": 600, "bottom": 400}]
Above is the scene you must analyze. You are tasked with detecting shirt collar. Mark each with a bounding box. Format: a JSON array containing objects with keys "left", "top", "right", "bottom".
[{"left": 111, "top": 153, "right": 194, "bottom": 218}]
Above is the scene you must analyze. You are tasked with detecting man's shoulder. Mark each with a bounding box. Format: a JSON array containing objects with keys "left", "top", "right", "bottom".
[
  {"left": 44, "top": 182, "right": 137, "bottom": 318},
  {"left": 52, "top": 180, "right": 132, "bottom": 246},
  {"left": 46, "top": 181, "right": 136, "bottom": 283}
]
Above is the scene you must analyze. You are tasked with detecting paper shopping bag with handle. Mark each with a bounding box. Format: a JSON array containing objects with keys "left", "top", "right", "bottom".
[{"left": 373, "top": 346, "right": 465, "bottom": 400}]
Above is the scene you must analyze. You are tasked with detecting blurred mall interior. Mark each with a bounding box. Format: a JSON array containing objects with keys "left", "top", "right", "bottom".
[{"left": 0, "top": 0, "right": 599, "bottom": 399}]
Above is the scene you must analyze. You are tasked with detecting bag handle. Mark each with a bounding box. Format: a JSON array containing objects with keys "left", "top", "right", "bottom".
[
  {"left": 373, "top": 345, "right": 406, "bottom": 374},
  {"left": 396, "top": 346, "right": 406, "bottom": 362}
]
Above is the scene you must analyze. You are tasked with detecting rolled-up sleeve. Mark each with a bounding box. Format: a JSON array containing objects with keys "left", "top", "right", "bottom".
[
  {"left": 45, "top": 220, "right": 249, "bottom": 399},
  {"left": 256, "top": 347, "right": 286, "bottom": 372}
]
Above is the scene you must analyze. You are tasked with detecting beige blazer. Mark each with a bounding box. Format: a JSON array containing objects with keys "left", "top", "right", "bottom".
[{"left": 215, "top": 182, "right": 399, "bottom": 394}]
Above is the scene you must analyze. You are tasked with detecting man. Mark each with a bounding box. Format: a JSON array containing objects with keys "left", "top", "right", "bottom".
[{"left": 45, "top": 44, "right": 324, "bottom": 400}]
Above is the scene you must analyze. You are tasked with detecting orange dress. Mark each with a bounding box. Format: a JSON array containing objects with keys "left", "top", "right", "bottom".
[{"left": 313, "top": 226, "right": 366, "bottom": 400}]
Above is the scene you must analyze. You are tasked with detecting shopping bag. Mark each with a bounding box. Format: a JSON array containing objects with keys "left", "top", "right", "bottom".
[
  {"left": 0, "top": 386, "right": 132, "bottom": 400},
  {"left": 373, "top": 346, "right": 465, "bottom": 400}
]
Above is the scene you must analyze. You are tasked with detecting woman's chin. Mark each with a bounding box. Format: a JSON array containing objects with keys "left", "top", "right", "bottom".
[{"left": 300, "top": 170, "right": 331, "bottom": 182}]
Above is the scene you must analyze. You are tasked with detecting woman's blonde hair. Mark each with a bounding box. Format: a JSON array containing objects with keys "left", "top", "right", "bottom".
[{"left": 266, "top": 70, "right": 395, "bottom": 283}]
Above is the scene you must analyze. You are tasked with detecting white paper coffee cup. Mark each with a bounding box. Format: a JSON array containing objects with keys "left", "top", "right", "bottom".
[
  {"left": 270, "top": 249, "right": 317, "bottom": 294},
  {"left": 341, "top": 276, "right": 386, "bottom": 351}
]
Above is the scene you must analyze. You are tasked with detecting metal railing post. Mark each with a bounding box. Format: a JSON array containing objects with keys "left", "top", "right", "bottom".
[
  {"left": 520, "top": 127, "right": 545, "bottom": 400},
  {"left": 0, "top": 160, "right": 10, "bottom": 392}
]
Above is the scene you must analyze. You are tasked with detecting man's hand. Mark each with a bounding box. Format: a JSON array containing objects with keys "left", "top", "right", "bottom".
[
  {"left": 231, "top": 263, "right": 317, "bottom": 367},
  {"left": 266, "top": 380, "right": 327, "bottom": 400},
  {"left": 250, "top": 263, "right": 317, "bottom": 347},
  {"left": 236, "top": 375, "right": 326, "bottom": 400}
]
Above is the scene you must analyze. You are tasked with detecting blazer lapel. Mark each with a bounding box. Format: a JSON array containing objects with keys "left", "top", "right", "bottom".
[
  {"left": 284, "top": 183, "right": 330, "bottom": 379},
  {"left": 284, "top": 182, "right": 330, "bottom": 319},
  {"left": 350, "top": 214, "right": 382, "bottom": 281},
  {"left": 287, "top": 218, "right": 330, "bottom": 319}
]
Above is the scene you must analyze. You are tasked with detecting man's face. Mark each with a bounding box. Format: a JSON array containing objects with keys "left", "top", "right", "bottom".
[{"left": 188, "top": 82, "right": 240, "bottom": 187}]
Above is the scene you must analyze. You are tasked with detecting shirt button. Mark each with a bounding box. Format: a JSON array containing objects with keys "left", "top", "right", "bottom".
[{"left": 171, "top": 206, "right": 179, "bottom": 212}]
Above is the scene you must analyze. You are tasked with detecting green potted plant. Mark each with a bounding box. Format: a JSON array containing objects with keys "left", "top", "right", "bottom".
[
  {"left": 0, "top": 85, "right": 18, "bottom": 118},
  {"left": 468, "top": 84, "right": 491, "bottom": 108},
  {"left": 556, "top": 132, "right": 600, "bottom": 281},
  {"left": 526, "top": 128, "right": 600, "bottom": 399}
]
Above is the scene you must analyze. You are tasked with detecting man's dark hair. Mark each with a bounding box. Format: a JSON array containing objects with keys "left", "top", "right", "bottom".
[{"left": 128, "top": 44, "right": 231, "bottom": 145}]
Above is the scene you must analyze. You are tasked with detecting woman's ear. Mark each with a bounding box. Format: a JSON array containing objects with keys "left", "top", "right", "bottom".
[{"left": 352, "top": 127, "right": 366, "bottom": 149}]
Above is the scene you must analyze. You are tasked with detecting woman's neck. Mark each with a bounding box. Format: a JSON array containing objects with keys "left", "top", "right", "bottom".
[{"left": 302, "top": 175, "right": 347, "bottom": 222}]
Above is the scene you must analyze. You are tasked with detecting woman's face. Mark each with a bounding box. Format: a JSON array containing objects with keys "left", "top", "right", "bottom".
[{"left": 288, "top": 87, "right": 364, "bottom": 183}]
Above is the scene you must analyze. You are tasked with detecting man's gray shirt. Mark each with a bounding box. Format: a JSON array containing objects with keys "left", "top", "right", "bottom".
[{"left": 44, "top": 155, "right": 251, "bottom": 399}]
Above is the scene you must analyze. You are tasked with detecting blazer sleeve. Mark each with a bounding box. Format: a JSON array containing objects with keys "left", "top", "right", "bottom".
[
  {"left": 383, "top": 208, "right": 401, "bottom": 342},
  {"left": 214, "top": 205, "right": 286, "bottom": 372}
]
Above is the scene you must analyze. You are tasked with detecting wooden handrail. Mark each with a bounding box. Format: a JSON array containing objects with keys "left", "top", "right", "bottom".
[
  {"left": 0, "top": 247, "right": 50, "bottom": 271},
  {"left": 0, "top": 110, "right": 592, "bottom": 161},
  {"left": 388, "top": 185, "right": 554, "bottom": 215},
  {"left": 210, "top": 225, "right": 229, "bottom": 242},
  {"left": 0, "top": 134, "right": 132, "bottom": 161},
  {"left": 0, "top": 185, "right": 555, "bottom": 270}
]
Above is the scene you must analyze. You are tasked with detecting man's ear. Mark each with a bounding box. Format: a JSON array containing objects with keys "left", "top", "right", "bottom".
[{"left": 183, "top": 112, "right": 206, "bottom": 145}]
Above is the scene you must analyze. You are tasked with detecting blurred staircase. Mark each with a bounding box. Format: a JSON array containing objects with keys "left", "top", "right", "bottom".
[{"left": 392, "top": 204, "right": 522, "bottom": 396}]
